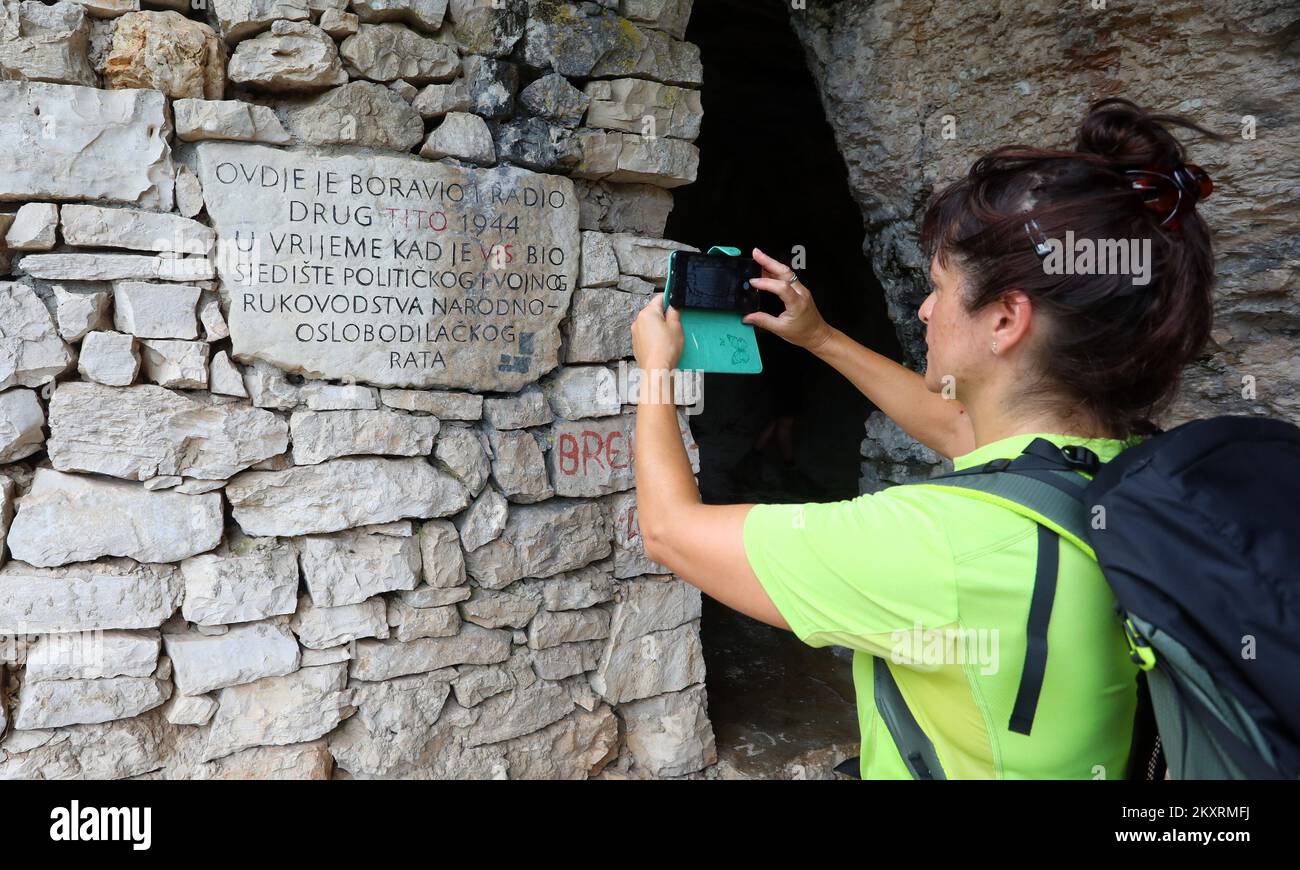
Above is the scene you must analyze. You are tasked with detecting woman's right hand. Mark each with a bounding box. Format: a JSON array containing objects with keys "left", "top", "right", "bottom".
[{"left": 743, "top": 247, "right": 836, "bottom": 353}]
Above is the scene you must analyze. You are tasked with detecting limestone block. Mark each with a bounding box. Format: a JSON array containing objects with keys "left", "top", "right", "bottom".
[
  {"left": 351, "top": 0, "right": 446, "bottom": 32},
  {"left": 77, "top": 330, "right": 140, "bottom": 386},
  {"left": 340, "top": 22, "right": 459, "bottom": 84},
  {"left": 590, "top": 618, "right": 703, "bottom": 704},
  {"left": 350, "top": 623, "right": 511, "bottom": 681},
  {"left": 520, "top": 72, "right": 590, "bottom": 127},
  {"left": 536, "top": 559, "right": 615, "bottom": 610},
  {"left": 0, "top": 81, "right": 172, "bottom": 209},
  {"left": 432, "top": 425, "right": 489, "bottom": 494},
  {"left": 298, "top": 524, "right": 422, "bottom": 606},
  {"left": 175, "top": 166, "right": 205, "bottom": 217},
  {"left": 573, "top": 129, "right": 699, "bottom": 188},
  {"left": 6, "top": 468, "right": 223, "bottom": 567},
  {"left": 0, "top": 387, "right": 45, "bottom": 463},
  {"left": 616, "top": 0, "right": 693, "bottom": 39},
  {"left": 228, "top": 20, "right": 347, "bottom": 90},
  {"left": 52, "top": 285, "right": 111, "bottom": 341},
  {"left": 463, "top": 498, "right": 611, "bottom": 589},
  {"left": 17, "top": 253, "right": 214, "bottom": 282},
  {"left": 179, "top": 530, "right": 299, "bottom": 625},
  {"left": 494, "top": 117, "right": 581, "bottom": 173},
  {"left": 459, "top": 585, "right": 539, "bottom": 630},
  {"left": 202, "top": 662, "right": 352, "bottom": 761},
  {"left": 481, "top": 384, "right": 551, "bottom": 429},
  {"left": 25, "top": 629, "right": 160, "bottom": 680},
  {"left": 573, "top": 178, "right": 673, "bottom": 236},
  {"left": 542, "top": 365, "right": 621, "bottom": 419},
  {"left": 103, "top": 10, "right": 225, "bottom": 99},
  {"left": 520, "top": 5, "right": 700, "bottom": 85},
  {"left": 527, "top": 607, "right": 610, "bottom": 650},
  {"left": 62, "top": 205, "right": 214, "bottom": 255},
  {"left": 0, "top": 557, "right": 182, "bottom": 633},
  {"left": 209, "top": 0, "right": 310, "bottom": 43},
  {"left": 583, "top": 77, "right": 702, "bottom": 140},
  {"left": 4, "top": 202, "right": 59, "bottom": 251},
  {"left": 447, "top": 0, "right": 524, "bottom": 59},
  {"left": 561, "top": 288, "right": 643, "bottom": 363},
  {"left": 209, "top": 350, "right": 247, "bottom": 397},
  {"left": 579, "top": 230, "right": 619, "bottom": 287},
  {"left": 386, "top": 598, "right": 460, "bottom": 642},
  {"left": 607, "top": 232, "right": 695, "bottom": 284},
  {"left": 418, "top": 518, "right": 466, "bottom": 588},
  {"left": 620, "top": 683, "right": 715, "bottom": 777},
  {"left": 163, "top": 618, "right": 300, "bottom": 695},
  {"left": 380, "top": 388, "right": 482, "bottom": 419},
  {"left": 139, "top": 338, "right": 210, "bottom": 388},
  {"left": 0, "top": 281, "right": 74, "bottom": 390},
  {"left": 280, "top": 80, "right": 425, "bottom": 150},
  {"left": 0, "top": 0, "right": 97, "bottom": 86},
  {"left": 420, "top": 112, "right": 497, "bottom": 166},
  {"left": 454, "top": 484, "right": 507, "bottom": 551},
  {"left": 412, "top": 78, "right": 472, "bottom": 119},
  {"left": 227, "top": 457, "right": 471, "bottom": 536},
  {"left": 486, "top": 428, "right": 553, "bottom": 504},
  {"left": 289, "top": 592, "right": 388, "bottom": 649},
  {"left": 300, "top": 383, "right": 377, "bottom": 410},
  {"left": 12, "top": 675, "right": 169, "bottom": 729},
  {"left": 318, "top": 7, "right": 357, "bottom": 37},
  {"left": 112, "top": 282, "right": 201, "bottom": 339},
  {"left": 173, "top": 98, "right": 291, "bottom": 144},
  {"left": 289, "top": 408, "right": 438, "bottom": 464}
]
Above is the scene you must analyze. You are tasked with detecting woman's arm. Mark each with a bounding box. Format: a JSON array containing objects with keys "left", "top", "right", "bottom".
[
  {"left": 630, "top": 300, "right": 790, "bottom": 630},
  {"left": 743, "top": 248, "right": 975, "bottom": 459},
  {"left": 808, "top": 327, "right": 975, "bottom": 459}
]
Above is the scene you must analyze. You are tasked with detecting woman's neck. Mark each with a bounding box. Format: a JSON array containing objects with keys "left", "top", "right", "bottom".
[{"left": 968, "top": 397, "right": 1117, "bottom": 447}]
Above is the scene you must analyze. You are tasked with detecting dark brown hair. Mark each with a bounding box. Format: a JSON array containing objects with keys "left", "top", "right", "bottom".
[{"left": 920, "top": 97, "right": 1221, "bottom": 437}]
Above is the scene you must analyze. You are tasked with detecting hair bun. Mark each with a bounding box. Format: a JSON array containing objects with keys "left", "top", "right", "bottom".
[{"left": 1076, "top": 97, "right": 1188, "bottom": 170}]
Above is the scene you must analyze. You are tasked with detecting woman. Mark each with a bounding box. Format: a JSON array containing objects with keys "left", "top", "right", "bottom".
[{"left": 631, "top": 98, "right": 1217, "bottom": 779}]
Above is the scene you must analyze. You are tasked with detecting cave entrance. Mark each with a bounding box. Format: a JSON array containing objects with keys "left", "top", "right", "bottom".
[{"left": 664, "top": 0, "right": 905, "bottom": 778}]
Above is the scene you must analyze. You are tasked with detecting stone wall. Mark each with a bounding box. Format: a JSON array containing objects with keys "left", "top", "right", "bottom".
[
  {"left": 785, "top": 0, "right": 1300, "bottom": 486},
  {"left": 0, "top": 0, "right": 718, "bottom": 779}
]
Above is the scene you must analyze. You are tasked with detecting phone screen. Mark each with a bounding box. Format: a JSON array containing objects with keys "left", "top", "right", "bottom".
[{"left": 669, "top": 252, "right": 760, "bottom": 313}]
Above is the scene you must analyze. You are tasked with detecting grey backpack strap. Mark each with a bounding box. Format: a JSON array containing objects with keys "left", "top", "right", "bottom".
[
  {"left": 918, "top": 439, "right": 1096, "bottom": 737},
  {"left": 873, "top": 656, "right": 946, "bottom": 779}
]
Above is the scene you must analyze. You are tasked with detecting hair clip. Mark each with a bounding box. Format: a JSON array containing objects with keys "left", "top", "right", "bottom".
[
  {"left": 1024, "top": 218, "right": 1052, "bottom": 258},
  {"left": 1125, "top": 163, "right": 1213, "bottom": 230}
]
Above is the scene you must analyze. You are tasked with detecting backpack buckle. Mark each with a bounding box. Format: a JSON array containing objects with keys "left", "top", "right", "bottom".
[
  {"left": 1060, "top": 445, "right": 1100, "bottom": 474},
  {"left": 1121, "top": 615, "right": 1157, "bottom": 671}
]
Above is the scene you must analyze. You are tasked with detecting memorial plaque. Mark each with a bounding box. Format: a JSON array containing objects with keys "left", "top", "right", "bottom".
[{"left": 185, "top": 142, "right": 579, "bottom": 391}]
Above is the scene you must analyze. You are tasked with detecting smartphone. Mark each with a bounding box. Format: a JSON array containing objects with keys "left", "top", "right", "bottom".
[
  {"left": 662, "top": 248, "right": 764, "bottom": 374},
  {"left": 666, "top": 251, "right": 761, "bottom": 315}
]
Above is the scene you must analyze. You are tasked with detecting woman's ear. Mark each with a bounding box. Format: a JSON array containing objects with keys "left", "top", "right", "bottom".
[{"left": 989, "top": 289, "right": 1034, "bottom": 354}]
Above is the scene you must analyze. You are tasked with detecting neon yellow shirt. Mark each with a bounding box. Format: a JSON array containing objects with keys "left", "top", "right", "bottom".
[{"left": 743, "top": 432, "right": 1139, "bottom": 779}]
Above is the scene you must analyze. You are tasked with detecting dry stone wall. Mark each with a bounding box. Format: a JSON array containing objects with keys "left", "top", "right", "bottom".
[{"left": 0, "top": 0, "right": 717, "bottom": 779}]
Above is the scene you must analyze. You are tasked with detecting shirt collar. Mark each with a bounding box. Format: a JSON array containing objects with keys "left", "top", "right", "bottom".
[{"left": 952, "top": 431, "right": 1138, "bottom": 471}]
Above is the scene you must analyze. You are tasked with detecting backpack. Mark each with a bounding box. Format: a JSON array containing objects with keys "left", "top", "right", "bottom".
[{"left": 863, "top": 416, "right": 1300, "bottom": 780}]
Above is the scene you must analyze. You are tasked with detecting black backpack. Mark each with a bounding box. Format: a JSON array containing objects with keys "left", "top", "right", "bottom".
[{"left": 860, "top": 416, "right": 1300, "bottom": 780}]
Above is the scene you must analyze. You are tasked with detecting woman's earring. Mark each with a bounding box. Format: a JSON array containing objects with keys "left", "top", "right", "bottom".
[{"left": 990, "top": 340, "right": 999, "bottom": 354}]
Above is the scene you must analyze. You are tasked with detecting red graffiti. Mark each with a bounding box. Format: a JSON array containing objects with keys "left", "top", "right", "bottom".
[{"left": 557, "top": 429, "right": 630, "bottom": 477}]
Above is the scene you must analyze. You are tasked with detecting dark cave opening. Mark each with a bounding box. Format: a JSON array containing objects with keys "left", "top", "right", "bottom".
[{"left": 664, "top": 0, "right": 904, "bottom": 776}]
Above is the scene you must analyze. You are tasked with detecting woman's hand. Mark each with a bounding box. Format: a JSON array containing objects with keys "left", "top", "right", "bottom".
[
  {"left": 632, "top": 294, "right": 684, "bottom": 372},
  {"left": 743, "top": 247, "right": 835, "bottom": 352}
]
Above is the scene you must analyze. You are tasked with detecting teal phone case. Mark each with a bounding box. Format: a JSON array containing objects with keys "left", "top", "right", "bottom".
[{"left": 663, "top": 246, "right": 763, "bottom": 374}]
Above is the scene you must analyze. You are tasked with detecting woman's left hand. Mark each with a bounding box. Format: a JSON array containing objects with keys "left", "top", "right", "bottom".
[{"left": 632, "top": 295, "right": 684, "bottom": 372}]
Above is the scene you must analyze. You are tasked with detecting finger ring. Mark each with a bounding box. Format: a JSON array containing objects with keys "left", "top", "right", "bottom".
[{"left": 785, "top": 271, "right": 800, "bottom": 285}]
